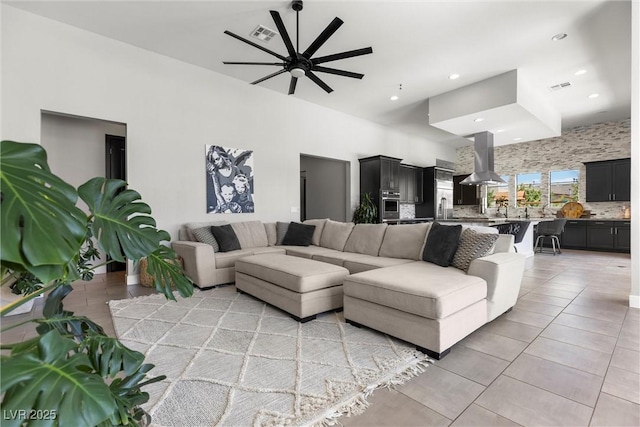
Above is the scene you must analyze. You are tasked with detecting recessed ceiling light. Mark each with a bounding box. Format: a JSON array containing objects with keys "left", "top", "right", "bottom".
[
  {"left": 588, "top": 93, "right": 599, "bottom": 99},
  {"left": 551, "top": 33, "right": 568, "bottom": 41},
  {"left": 474, "top": 118, "right": 484, "bottom": 122},
  {"left": 448, "top": 73, "right": 460, "bottom": 80},
  {"left": 514, "top": 137, "right": 522, "bottom": 141},
  {"left": 390, "top": 95, "right": 399, "bottom": 101},
  {"left": 495, "top": 129, "right": 505, "bottom": 133},
  {"left": 574, "top": 69, "right": 587, "bottom": 76}
]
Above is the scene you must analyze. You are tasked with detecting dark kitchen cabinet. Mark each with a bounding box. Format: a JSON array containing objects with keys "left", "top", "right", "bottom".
[
  {"left": 614, "top": 221, "right": 631, "bottom": 251},
  {"left": 399, "top": 165, "right": 423, "bottom": 203},
  {"left": 453, "top": 175, "right": 478, "bottom": 205},
  {"left": 586, "top": 221, "right": 616, "bottom": 250},
  {"left": 562, "top": 220, "right": 587, "bottom": 248},
  {"left": 587, "top": 220, "right": 631, "bottom": 252},
  {"left": 380, "top": 157, "right": 401, "bottom": 190},
  {"left": 585, "top": 158, "right": 630, "bottom": 202},
  {"left": 359, "top": 155, "right": 403, "bottom": 223},
  {"left": 359, "top": 156, "right": 402, "bottom": 194}
]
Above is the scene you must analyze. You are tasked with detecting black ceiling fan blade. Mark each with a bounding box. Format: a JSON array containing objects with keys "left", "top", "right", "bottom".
[
  {"left": 270, "top": 10, "right": 297, "bottom": 58},
  {"left": 312, "top": 47, "right": 373, "bottom": 65},
  {"left": 224, "top": 30, "right": 287, "bottom": 61},
  {"left": 306, "top": 71, "right": 333, "bottom": 93},
  {"left": 302, "top": 17, "right": 343, "bottom": 59},
  {"left": 288, "top": 76, "right": 298, "bottom": 95},
  {"left": 251, "top": 69, "right": 287, "bottom": 85},
  {"left": 223, "top": 61, "right": 286, "bottom": 66},
  {"left": 313, "top": 66, "right": 364, "bottom": 79}
]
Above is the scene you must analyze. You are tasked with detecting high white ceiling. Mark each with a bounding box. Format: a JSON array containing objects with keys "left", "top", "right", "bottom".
[{"left": 5, "top": 0, "right": 632, "bottom": 147}]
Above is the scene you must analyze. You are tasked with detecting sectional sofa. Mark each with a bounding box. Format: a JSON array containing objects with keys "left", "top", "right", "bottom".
[{"left": 172, "top": 219, "right": 526, "bottom": 358}]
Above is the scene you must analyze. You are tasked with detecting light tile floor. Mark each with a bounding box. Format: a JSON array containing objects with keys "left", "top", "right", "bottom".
[{"left": 1, "top": 250, "right": 638, "bottom": 426}]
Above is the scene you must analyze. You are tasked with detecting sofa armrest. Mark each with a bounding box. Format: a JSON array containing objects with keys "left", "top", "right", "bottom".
[
  {"left": 468, "top": 252, "right": 526, "bottom": 321},
  {"left": 171, "top": 241, "right": 217, "bottom": 287},
  {"left": 493, "top": 234, "right": 515, "bottom": 253}
]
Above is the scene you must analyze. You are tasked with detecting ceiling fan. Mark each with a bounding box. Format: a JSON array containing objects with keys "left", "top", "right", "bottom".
[{"left": 223, "top": 0, "right": 373, "bottom": 95}]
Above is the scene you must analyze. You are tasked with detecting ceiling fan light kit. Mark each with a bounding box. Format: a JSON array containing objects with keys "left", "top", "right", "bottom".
[{"left": 223, "top": 0, "right": 372, "bottom": 95}]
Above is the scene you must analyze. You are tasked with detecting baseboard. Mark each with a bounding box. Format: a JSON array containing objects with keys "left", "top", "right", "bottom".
[
  {"left": 629, "top": 294, "right": 640, "bottom": 309},
  {"left": 126, "top": 274, "right": 140, "bottom": 286}
]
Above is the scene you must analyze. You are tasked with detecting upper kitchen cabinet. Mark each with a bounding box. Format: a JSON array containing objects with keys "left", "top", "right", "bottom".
[
  {"left": 359, "top": 156, "right": 402, "bottom": 200},
  {"left": 585, "top": 158, "right": 630, "bottom": 202},
  {"left": 453, "top": 175, "right": 478, "bottom": 205},
  {"left": 399, "top": 165, "right": 424, "bottom": 203}
]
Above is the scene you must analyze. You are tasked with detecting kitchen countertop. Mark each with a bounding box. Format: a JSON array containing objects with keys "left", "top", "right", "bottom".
[
  {"left": 442, "top": 217, "right": 630, "bottom": 222},
  {"left": 384, "top": 217, "right": 433, "bottom": 223}
]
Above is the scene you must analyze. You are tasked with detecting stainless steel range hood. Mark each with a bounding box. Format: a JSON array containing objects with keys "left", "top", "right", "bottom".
[{"left": 460, "top": 131, "right": 506, "bottom": 185}]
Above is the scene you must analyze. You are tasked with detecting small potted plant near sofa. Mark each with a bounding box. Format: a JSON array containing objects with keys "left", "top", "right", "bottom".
[
  {"left": 0, "top": 271, "right": 43, "bottom": 316},
  {"left": 353, "top": 192, "right": 378, "bottom": 224},
  {"left": 0, "top": 140, "right": 194, "bottom": 426}
]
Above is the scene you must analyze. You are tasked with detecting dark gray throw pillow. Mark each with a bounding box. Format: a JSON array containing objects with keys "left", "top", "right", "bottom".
[
  {"left": 210, "top": 224, "right": 241, "bottom": 252},
  {"left": 281, "top": 222, "right": 316, "bottom": 246},
  {"left": 275, "top": 221, "right": 290, "bottom": 245},
  {"left": 422, "top": 222, "right": 463, "bottom": 267}
]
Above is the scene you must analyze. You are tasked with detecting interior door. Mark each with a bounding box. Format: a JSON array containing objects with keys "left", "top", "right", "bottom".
[{"left": 105, "top": 135, "right": 127, "bottom": 272}]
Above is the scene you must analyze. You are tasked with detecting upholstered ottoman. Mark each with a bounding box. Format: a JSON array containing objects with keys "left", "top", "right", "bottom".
[
  {"left": 235, "top": 253, "right": 349, "bottom": 322},
  {"left": 343, "top": 261, "right": 488, "bottom": 359}
]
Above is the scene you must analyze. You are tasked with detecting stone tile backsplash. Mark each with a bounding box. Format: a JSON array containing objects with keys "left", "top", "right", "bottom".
[
  {"left": 400, "top": 203, "right": 415, "bottom": 219},
  {"left": 454, "top": 119, "right": 631, "bottom": 219}
]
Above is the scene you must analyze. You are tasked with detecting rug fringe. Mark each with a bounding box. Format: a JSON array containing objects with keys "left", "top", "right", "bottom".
[{"left": 312, "top": 356, "right": 432, "bottom": 427}]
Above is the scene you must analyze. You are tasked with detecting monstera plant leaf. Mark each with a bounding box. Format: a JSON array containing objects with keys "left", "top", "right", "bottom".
[
  {"left": 144, "top": 245, "right": 194, "bottom": 300},
  {"left": 82, "top": 332, "right": 145, "bottom": 378},
  {"left": 0, "top": 141, "right": 87, "bottom": 283},
  {"left": 0, "top": 330, "right": 115, "bottom": 427},
  {"left": 78, "top": 178, "right": 169, "bottom": 262}
]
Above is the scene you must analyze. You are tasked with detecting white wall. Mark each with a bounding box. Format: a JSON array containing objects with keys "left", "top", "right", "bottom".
[
  {"left": 630, "top": 0, "right": 639, "bottom": 308},
  {"left": 1, "top": 5, "right": 454, "bottom": 242}
]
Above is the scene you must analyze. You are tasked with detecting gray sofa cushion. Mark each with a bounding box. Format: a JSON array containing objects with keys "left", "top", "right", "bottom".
[
  {"left": 343, "top": 223, "right": 388, "bottom": 256},
  {"left": 264, "top": 222, "right": 277, "bottom": 246},
  {"left": 303, "top": 219, "right": 328, "bottom": 246},
  {"left": 319, "top": 220, "right": 355, "bottom": 251},
  {"left": 343, "top": 261, "right": 486, "bottom": 319},
  {"left": 378, "top": 223, "right": 431, "bottom": 260},
  {"left": 231, "top": 220, "right": 269, "bottom": 248}
]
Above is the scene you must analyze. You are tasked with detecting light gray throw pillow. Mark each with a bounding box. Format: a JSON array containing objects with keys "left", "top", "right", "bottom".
[{"left": 191, "top": 226, "right": 220, "bottom": 252}]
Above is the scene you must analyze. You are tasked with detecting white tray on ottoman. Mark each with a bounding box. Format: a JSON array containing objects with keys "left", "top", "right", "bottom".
[{"left": 235, "top": 253, "right": 349, "bottom": 322}]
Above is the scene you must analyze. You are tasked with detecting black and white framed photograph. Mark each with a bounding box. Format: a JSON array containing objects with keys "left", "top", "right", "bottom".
[{"left": 205, "top": 145, "right": 254, "bottom": 213}]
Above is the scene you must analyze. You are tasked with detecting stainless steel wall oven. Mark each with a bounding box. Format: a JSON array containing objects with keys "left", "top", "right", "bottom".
[{"left": 381, "top": 190, "right": 400, "bottom": 220}]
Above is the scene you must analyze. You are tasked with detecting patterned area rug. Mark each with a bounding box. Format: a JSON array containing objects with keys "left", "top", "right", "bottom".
[{"left": 109, "top": 286, "right": 430, "bottom": 426}]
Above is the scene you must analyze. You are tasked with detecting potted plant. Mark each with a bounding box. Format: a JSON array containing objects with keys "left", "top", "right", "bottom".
[
  {"left": 0, "top": 140, "right": 194, "bottom": 426},
  {"left": 353, "top": 192, "right": 378, "bottom": 224}
]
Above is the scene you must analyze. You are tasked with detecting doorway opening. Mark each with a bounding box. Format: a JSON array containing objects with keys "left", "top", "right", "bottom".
[
  {"left": 105, "top": 135, "right": 127, "bottom": 272},
  {"left": 40, "top": 111, "right": 127, "bottom": 274},
  {"left": 299, "top": 155, "right": 350, "bottom": 222}
]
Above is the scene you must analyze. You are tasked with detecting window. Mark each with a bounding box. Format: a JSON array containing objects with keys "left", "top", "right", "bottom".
[
  {"left": 550, "top": 169, "right": 579, "bottom": 207},
  {"left": 516, "top": 173, "right": 542, "bottom": 207},
  {"left": 487, "top": 175, "right": 510, "bottom": 208}
]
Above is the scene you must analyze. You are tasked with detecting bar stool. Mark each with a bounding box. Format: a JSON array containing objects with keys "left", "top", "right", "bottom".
[
  {"left": 491, "top": 221, "right": 530, "bottom": 253},
  {"left": 534, "top": 219, "right": 567, "bottom": 255}
]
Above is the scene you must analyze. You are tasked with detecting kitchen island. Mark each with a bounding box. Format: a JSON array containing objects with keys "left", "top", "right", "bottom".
[{"left": 440, "top": 217, "right": 546, "bottom": 257}]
